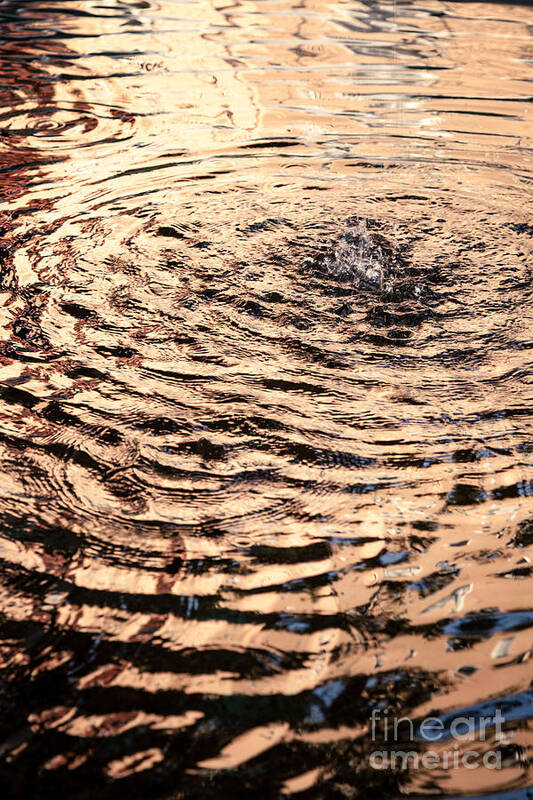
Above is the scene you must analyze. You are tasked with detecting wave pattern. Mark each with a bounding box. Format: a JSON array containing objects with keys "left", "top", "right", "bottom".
[{"left": 0, "top": 0, "right": 532, "bottom": 797}]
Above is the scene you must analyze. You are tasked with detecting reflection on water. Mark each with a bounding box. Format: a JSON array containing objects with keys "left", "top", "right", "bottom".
[{"left": 0, "top": 0, "right": 532, "bottom": 797}]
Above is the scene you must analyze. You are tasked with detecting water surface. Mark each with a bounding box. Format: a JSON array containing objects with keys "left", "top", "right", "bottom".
[{"left": 0, "top": 0, "right": 532, "bottom": 797}]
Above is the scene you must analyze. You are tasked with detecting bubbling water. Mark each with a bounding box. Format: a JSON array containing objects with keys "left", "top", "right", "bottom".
[{"left": 309, "top": 218, "right": 417, "bottom": 296}]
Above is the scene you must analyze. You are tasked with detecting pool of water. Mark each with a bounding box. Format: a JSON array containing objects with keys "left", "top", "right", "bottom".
[{"left": 0, "top": 0, "right": 532, "bottom": 797}]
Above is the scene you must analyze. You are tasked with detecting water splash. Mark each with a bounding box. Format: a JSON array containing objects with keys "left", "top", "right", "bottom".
[{"left": 310, "top": 218, "right": 420, "bottom": 297}]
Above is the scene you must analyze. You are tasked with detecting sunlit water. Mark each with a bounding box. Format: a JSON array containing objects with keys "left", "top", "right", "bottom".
[{"left": 0, "top": 0, "right": 532, "bottom": 797}]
